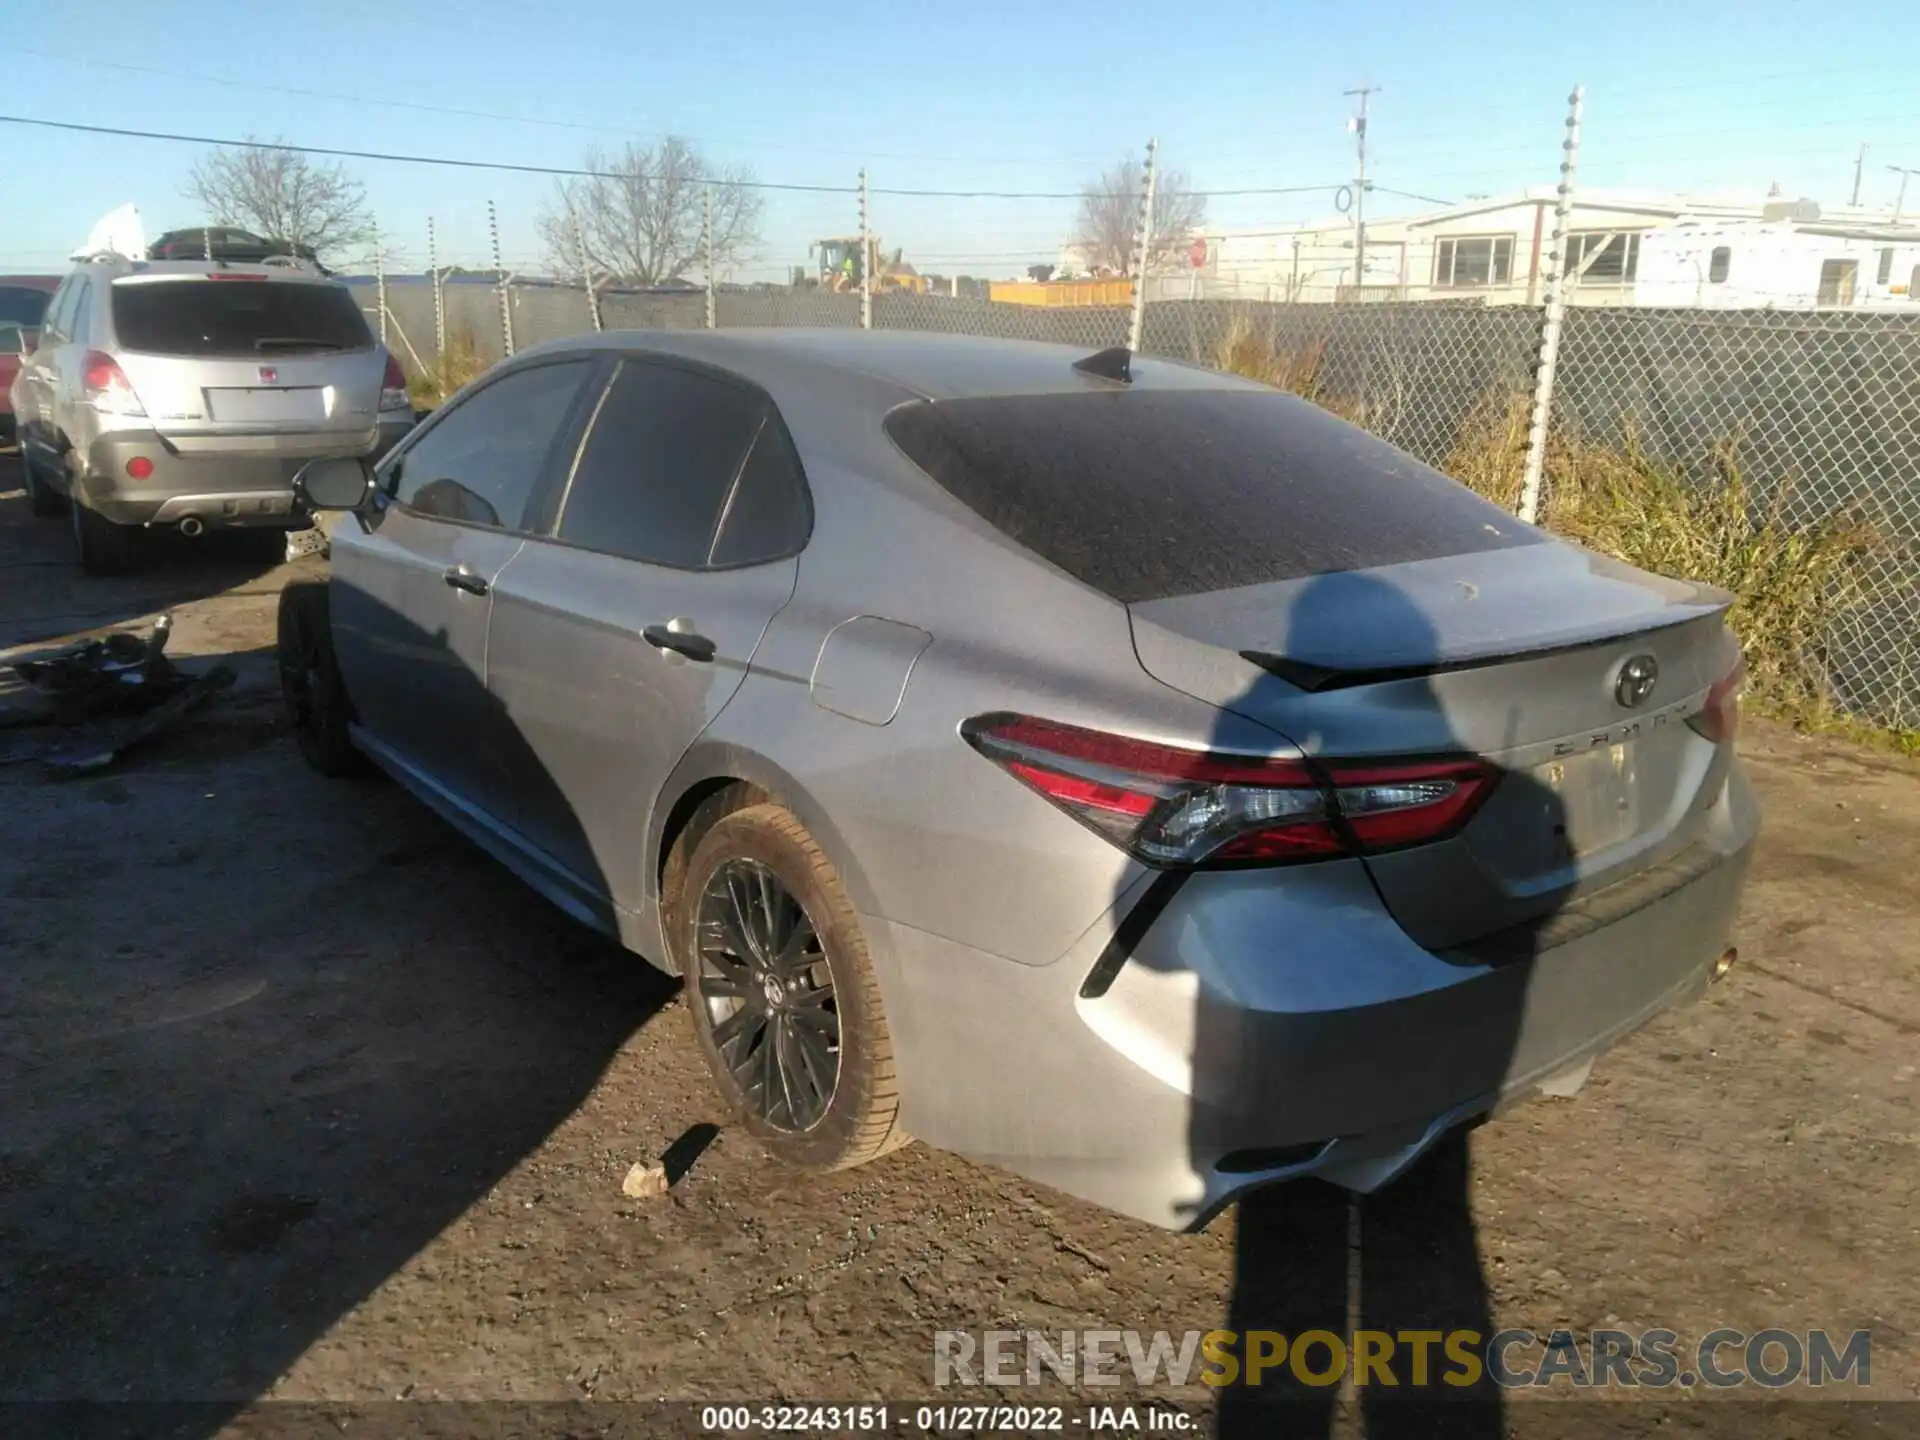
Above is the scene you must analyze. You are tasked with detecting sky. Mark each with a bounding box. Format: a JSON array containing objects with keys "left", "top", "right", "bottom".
[{"left": 4, "top": 0, "right": 1918, "bottom": 282}]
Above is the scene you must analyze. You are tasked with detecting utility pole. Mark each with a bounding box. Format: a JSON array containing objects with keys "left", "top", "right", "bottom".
[
  {"left": 1344, "top": 83, "right": 1378, "bottom": 298},
  {"left": 1851, "top": 144, "right": 1869, "bottom": 207},
  {"left": 1890, "top": 165, "right": 1918, "bottom": 224},
  {"left": 1127, "top": 136, "right": 1158, "bottom": 353}
]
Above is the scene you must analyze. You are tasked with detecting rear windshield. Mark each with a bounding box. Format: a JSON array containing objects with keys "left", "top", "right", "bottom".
[
  {"left": 111, "top": 279, "right": 372, "bottom": 358},
  {"left": 883, "top": 389, "right": 1543, "bottom": 604},
  {"left": 0, "top": 286, "right": 51, "bottom": 328}
]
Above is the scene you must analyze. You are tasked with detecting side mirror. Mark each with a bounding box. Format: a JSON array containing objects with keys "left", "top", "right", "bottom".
[{"left": 294, "top": 455, "right": 377, "bottom": 512}]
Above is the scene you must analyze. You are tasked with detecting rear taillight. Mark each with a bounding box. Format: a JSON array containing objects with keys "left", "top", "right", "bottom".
[
  {"left": 963, "top": 713, "right": 1497, "bottom": 869},
  {"left": 81, "top": 351, "right": 146, "bottom": 416},
  {"left": 1689, "top": 651, "right": 1746, "bottom": 745},
  {"left": 379, "top": 351, "right": 410, "bottom": 412}
]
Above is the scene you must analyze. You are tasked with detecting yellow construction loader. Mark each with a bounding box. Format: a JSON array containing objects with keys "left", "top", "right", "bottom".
[{"left": 811, "top": 236, "right": 929, "bottom": 295}]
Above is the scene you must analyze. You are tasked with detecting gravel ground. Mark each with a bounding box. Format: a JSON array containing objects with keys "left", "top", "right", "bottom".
[{"left": 0, "top": 456, "right": 1913, "bottom": 1439}]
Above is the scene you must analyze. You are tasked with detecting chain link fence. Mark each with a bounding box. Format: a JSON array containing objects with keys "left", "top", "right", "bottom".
[{"left": 358, "top": 276, "right": 1920, "bottom": 733}]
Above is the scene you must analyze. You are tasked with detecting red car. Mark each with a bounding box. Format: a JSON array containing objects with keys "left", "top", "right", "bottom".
[{"left": 1, "top": 276, "right": 61, "bottom": 445}]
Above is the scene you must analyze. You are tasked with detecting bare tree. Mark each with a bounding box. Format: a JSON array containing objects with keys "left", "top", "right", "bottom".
[
  {"left": 540, "top": 138, "right": 764, "bottom": 287},
  {"left": 1075, "top": 158, "right": 1207, "bottom": 276},
  {"left": 185, "top": 141, "right": 373, "bottom": 261}
]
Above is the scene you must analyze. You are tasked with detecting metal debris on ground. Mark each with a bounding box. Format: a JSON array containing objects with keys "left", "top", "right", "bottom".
[{"left": 0, "top": 614, "right": 237, "bottom": 773}]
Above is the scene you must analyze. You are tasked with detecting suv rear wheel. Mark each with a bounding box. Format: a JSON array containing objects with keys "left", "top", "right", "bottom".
[
  {"left": 70, "top": 491, "right": 140, "bottom": 575},
  {"left": 679, "top": 803, "right": 908, "bottom": 1171}
]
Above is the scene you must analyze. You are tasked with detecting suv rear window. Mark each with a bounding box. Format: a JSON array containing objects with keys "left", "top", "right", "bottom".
[
  {"left": 110, "top": 280, "right": 372, "bottom": 358},
  {"left": 0, "top": 286, "right": 51, "bottom": 328},
  {"left": 883, "top": 389, "right": 1543, "bottom": 604}
]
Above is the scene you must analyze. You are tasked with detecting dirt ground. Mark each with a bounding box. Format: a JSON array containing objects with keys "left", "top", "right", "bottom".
[{"left": 0, "top": 453, "right": 1914, "bottom": 1439}]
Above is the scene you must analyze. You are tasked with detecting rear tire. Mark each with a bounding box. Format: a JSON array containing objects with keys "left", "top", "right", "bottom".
[
  {"left": 277, "top": 578, "right": 367, "bottom": 778},
  {"left": 69, "top": 489, "right": 140, "bottom": 575},
  {"left": 679, "top": 803, "right": 908, "bottom": 1171},
  {"left": 21, "top": 449, "right": 65, "bottom": 518}
]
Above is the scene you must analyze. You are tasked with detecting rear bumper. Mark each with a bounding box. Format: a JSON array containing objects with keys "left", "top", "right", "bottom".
[
  {"left": 78, "top": 417, "right": 410, "bottom": 527},
  {"left": 875, "top": 762, "right": 1759, "bottom": 1231}
]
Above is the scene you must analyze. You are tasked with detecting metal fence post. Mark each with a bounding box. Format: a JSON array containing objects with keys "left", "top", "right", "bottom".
[
  {"left": 373, "top": 220, "right": 388, "bottom": 346},
  {"left": 428, "top": 218, "right": 446, "bottom": 392},
  {"left": 859, "top": 169, "right": 872, "bottom": 331},
  {"left": 489, "top": 200, "right": 514, "bottom": 359},
  {"left": 1128, "top": 137, "right": 1159, "bottom": 353},
  {"left": 571, "top": 207, "right": 601, "bottom": 332},
  {"left": 1517, "top": 85, "right": 1584, "bottom": 526},
  {"left": 705, "top": 183, "right": 717, "bottom": 331}
]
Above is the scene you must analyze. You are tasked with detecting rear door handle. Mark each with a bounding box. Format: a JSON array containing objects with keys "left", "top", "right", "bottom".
[
  {"left": 443, "top": 565, "right": 489, "bottom": 597},
  {"left": 643, "top": 624, "right": 717, "bottom": 663}
]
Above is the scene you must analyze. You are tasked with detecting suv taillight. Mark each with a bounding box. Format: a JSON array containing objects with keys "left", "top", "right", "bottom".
[
  {"left": 963, "top": 713, "right": 1497, "bottom": 868},
  {"left": 81, "top": 351, "right": 146, "bottom": 416},
  {"left": 1688, "top": 651, "right": 1746, "bottom": 745},
  {"left": 379, "top": 351, "right": 410, "bottom": 412}
]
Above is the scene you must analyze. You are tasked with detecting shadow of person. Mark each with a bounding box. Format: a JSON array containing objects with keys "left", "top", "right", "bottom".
[{"left": 1183, "top": 567, "right": 1576, "bottom": 1438}]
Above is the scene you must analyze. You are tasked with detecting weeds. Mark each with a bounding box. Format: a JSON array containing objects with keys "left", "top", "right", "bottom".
[{"left": 400, "top": 326, "right": 488, "bottom": 410}]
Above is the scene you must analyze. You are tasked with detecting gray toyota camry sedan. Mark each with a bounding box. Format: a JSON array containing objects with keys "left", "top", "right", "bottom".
[{"left": 279, "top": 329, "right": 1757, "bottom": 1230}]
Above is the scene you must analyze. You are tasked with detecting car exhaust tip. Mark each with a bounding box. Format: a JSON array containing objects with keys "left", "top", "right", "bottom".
[
  {"left": 1712, "top": 946, "right": 1738, "bottom": 982},
  {"left": 178, "top": 516, "right": 204, "bottom": 538}
]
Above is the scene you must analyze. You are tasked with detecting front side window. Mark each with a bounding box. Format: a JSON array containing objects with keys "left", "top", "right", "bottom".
[
  {"left": 391, "top": 360, "right": 594, "bottom": 532},
  {"left": 556, "top": 360, "right": 795, "bottom": 568},
  {"left": 1433, "top": 235, "right": 1513, "bottom": 289}
]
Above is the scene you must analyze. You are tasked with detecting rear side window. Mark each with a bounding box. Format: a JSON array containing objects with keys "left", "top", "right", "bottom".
[
  {"left": 558, "top": 360, "right": 788, "bottom": 568},
  {"left": 884, "top": 389, "right": 1543, "bottom": 604},
  {"left": 110, "top": 280, "right": 372, "bottom": 357}
]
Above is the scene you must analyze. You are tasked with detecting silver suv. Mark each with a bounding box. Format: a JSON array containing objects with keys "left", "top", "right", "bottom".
[{"left": 10, "top": 256, "right": 414, "bottom": 573}]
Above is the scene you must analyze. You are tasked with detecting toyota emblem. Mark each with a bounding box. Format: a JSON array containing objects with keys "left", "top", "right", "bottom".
[
  {"left": 1615, "top": 654, "right": 1659, "bottom": 708},
  {"left": 258, "top": 365, "right": 279, "bottom": 383}
]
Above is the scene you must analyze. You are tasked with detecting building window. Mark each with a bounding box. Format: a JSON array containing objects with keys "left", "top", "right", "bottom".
[
  {"left": 1566, "top": 230, "right": 1642, "bottom": 285},
  {"left": 1878, "top": 248, "right": 1895, "bottom": 285},
  {"left": 1910, "top": 264, "right": 1920, "bottom": 301},
  {"left": 1708, "top": 247, "right": 1731, "bottom": 283},
  {"left": 1817, "top": 259, "right": 1858, "bottom": 307},
  {"left": 1432, "top": 235, "right": 1513, "bottom": 289}
]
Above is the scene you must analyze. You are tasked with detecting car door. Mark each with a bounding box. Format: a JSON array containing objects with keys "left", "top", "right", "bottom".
[
  {"left": 328, "top": 356, "right": 602, "bottom": 822},
  {"left": 485, "top": 355, "right": 810, "bottom": 912}
]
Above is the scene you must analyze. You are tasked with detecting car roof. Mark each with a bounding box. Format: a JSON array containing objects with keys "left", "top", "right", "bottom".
[{"left": 515, "top": 327, "right": 1269, "bottom": 406}]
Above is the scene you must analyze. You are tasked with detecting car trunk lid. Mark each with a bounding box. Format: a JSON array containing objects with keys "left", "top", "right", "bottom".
[{"left": 1129, "top": 543, "right": 1739, "bottom": 950}]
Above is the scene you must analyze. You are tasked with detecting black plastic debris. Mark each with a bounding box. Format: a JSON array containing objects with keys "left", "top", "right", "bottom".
[{"left": 0, "top": 615, "right": 237, "bottom": 773}]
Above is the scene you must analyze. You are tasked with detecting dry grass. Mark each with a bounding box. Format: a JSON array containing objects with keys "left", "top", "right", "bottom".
[
  {"left": 401, "top": 326, "right": 489, "bottom": 410},
  {"left": 1218, "top": 322, "right": 1904, "bottom": 745}
]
